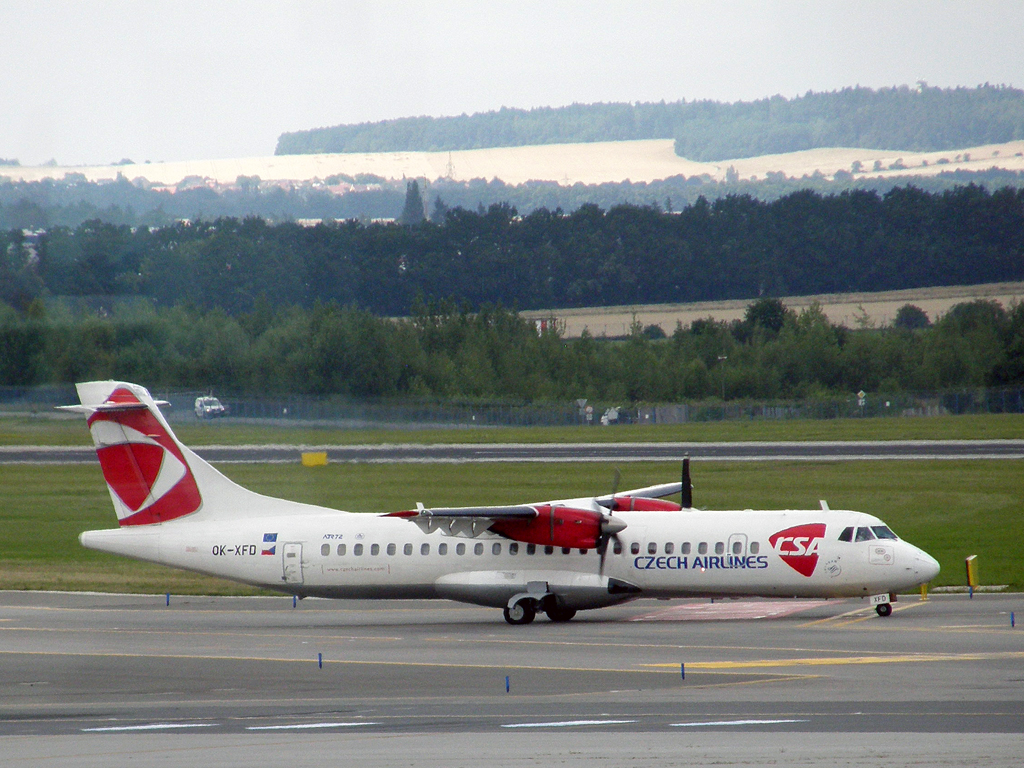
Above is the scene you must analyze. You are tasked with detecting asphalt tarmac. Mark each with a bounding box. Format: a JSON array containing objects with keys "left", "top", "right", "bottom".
[
  {"left": 1, "top": 591, "right": 1022, "bottom": 766},
  {"left": 3, "top": 439, "right": 1024, "bottom": 464}
]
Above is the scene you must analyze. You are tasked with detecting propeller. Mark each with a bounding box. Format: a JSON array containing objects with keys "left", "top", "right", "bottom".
[
  {"left": 598, "top": 467, "right": 625, "bottom": 574},
  {"left": 681, "top": 456, "right": 693, "bottom": 509}
]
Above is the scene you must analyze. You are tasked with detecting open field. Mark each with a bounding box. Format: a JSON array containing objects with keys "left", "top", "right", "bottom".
[
  {"left": 522, "top": 281, "right": 1024, "bottom": 336},
  {"left": 2, "top": 412, "right": 1024, "bottom": 447},
  {"left": 1, "top": 460, "right": 1020, "bottom": 593},
  {"left": 7, "top": 138, "right": 1024, "bottom": 187}
]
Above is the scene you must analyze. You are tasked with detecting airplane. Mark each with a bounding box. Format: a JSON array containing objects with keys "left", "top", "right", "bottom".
[{"left": 64, "top": 380, "right": 941, "bottom": 624}]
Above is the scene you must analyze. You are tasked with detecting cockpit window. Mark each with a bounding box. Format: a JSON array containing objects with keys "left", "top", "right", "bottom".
[
  {"left": 838, "top": 526, "right": 854, "bottom": 542},
  {"left": 854, "top": 527, "right": 876, "bottom": 542},
  {"left": 871, "top": 525, "right": 898, "bottom": 540}
]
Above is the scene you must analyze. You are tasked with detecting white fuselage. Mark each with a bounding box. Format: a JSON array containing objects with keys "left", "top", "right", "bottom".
[{"left": 81, "top": 501, "right": 940, "bottom": 611}]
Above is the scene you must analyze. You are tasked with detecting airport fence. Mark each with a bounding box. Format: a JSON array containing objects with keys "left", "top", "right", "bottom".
[{"left": 1, "top": 384, "right": 1023, "bottom": 429}]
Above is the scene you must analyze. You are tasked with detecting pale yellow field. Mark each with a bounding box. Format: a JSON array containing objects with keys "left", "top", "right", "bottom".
[
  {"left": 6, "top": 139, "right": 1024, "bottom": 187},
  {"left": 519, "top": 282, "right": 1024, "bottom": 337}
]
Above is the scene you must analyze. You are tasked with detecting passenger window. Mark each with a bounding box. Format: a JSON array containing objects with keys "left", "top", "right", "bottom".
[
  {"left": 404, "top": 543, "right": 413, "bottom": 555},
  {"left": 420, "top": 543, "right": 429, "bottom": 555},
  {"left": 715, "top": 542, "right": 724, "bottom": 555},
  {"left": 337, "top": 543, "right": 346, "bottom": 556},
  {"left": 630, "top": 542, "right": 641, "bottom": 555},
  {"left": 562, "top": 547, "right": 571, "bottom": 555},
  {"left": 371, "top": 544, "right": 380, "bottom": 556},
  {"left": 871, "top": 526, "right": 898, "bottom": 540},
  {"left": 354, "top": 543, "right": 363, "bottom": 556},
  {"left": 749, "top": 542, "right": 759, "bottom": 554},
  {"left": 456, "top": 543, "right": 466, "bottom": 555},
  {"left": 474, "top": 543, "right": 484, "bottom": 555},
  {"left": 438, "top": 542, "right": 448, "bottom": 555},
  {"left": 855, "top": 527, "right": 876, "bottom": 542},
  {"left": 509, "top": 543, "right": 519, "bottom": 555},
  {"left": 698, "top": 542, "right": 708, "bottom": 555},
  {"left": 613, "top": 541, "right": 623, "bottom": 555},
  {"left": 665, "top": 542, "right": 674, "bottom": 555},
  {"left": 527, "top": 544, "right": 536, "bottom": 555},
  {"left": 648, "top": 542, "right": 658, "bottom": 555},
  {"left": 681, "top": 542, "right": 691, "bottom": 555},
  {"left": 321, "top": 543, "right": 330, "bottom": 557},
  {"left": 579, "top": 549, "right": 588, "bottom": 555},
  {"left": 386, "top": 543, "right": 396, "bottom": 556},
  {"left": 838, "top": 527, "right": 854, "bottom": 542},
  {"left": 492, "top": 542, "right": 502, "bottom": 555},
  {"left": 544, "top": 545, "right": 554, "bottom": 555},
  {"left": 732, "top": 541, "right": 742, "bottom": 555}
]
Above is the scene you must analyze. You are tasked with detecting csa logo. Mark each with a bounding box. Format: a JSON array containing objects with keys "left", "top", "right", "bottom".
[
  {"left": 769, "top": 523, "right": 827, "bottom": 577},
  {"left": 88, "top": 387, "right": 202, "bottom": 526}
]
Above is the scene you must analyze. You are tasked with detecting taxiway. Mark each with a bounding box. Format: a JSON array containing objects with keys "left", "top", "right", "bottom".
[{"left": 0, "top": 591, "right": 1021, "bottom": 766}]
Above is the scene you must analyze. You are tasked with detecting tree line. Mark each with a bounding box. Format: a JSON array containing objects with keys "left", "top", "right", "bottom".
[
  {"left": 4, "top": 164, "right": 1024, "bottom": 232},
  {"left": 1, "top": 298, "right": 1021, "bottom": 401},
  {"left": 4, "top": 185, "right": 1023, "bottom": 317},
  {"left": 275, "top": 85, "right": 1024, "bottom": 161}
]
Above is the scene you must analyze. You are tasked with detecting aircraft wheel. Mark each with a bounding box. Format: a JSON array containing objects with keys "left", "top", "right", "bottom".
[
  {"left": 504, "top": 601, "right": 536, "bottom": 625},
  {"left": 875, "top": 602, "right": 892, "bottom": 617},
  {"left": 546, "top": 606, "right": 577, "bottom": 623}
]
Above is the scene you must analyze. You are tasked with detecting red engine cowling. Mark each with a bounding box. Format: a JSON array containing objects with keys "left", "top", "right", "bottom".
[
  {"left": 611, "top": 496, "right": 682, "bottom": 512},
  {"left": 490, "top": 505, "right": 607, "bottom": 549}
]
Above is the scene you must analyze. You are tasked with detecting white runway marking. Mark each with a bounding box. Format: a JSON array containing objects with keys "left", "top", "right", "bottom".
[
  {"left": 502, "top": 720, "right": 636, "bottom": 728},
  {"left": 670, "top": 719, "right": 809, "bottom": 727},
  {"left": 82, "top": 723, "right": 218, "bottom": 732},
  {"left": 246, "top": 722, "right": 378, "bottom": 730}
]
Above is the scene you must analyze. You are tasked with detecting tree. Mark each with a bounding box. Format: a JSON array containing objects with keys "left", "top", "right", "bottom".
[
  {"left": 399, "top": 180, "right": 425, "bottom": 225},
  {"left": 430, "top": 195, "right": 450, "bottom": 222},
  {"left": 894, "top": 304, "right": 930, "bottom": 330},
  {"left": 744, "top": 297, "right": 789, "bottom": 337}
]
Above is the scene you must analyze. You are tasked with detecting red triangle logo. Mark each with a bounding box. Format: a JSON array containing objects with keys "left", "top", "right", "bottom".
[{"left": 769, "top": 523, "right": 827, "bottom": 577}]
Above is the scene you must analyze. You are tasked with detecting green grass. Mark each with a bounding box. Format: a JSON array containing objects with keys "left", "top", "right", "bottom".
[
  {"left": 1, "top": 460, "right": 1020, "bottom": 593},
  {"left": 2, "top": 411, "right": 1024, "bottom": 447}
]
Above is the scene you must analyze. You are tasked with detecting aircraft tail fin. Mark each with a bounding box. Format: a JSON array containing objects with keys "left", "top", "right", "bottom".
[{"left": 62, "top": 381, "right": 251, "bottom": 526}]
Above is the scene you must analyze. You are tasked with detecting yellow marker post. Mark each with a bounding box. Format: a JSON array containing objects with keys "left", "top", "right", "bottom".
[
  {"left": 920, "top": 583, "right": 928, "bottom": 601},
  {"left": 301, "top": 451, "right": 328, "bottom": 467},
  {"left": 965, "top": 554, "right": 979, "bottom": 599}
]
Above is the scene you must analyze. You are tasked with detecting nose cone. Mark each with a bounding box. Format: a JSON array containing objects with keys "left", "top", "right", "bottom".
[
  {"left": 915, "top": 550, "right": 941, "bottom": 583},
  {"left": 601, "top": 515, "right": 627, "bottom": 535}
]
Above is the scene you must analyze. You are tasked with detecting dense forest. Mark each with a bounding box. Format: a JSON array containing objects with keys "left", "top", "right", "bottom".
[
  {"left": 1, "top": 299, "right": 1021, "bottom": 401},
  {"left": 275, "top": 85, "right": 1024, "bottom": 161},
  {"left": 4, "top": 185, "right": 1023, "bottom": 318}
]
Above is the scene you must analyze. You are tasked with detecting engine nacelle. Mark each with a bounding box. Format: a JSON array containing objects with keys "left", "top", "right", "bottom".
[
  {"left": 611, "top": 496, "right": 682, "bottom": 512},
  {"left": 490, "top": 505, "right": 622, "bottom": 549}
]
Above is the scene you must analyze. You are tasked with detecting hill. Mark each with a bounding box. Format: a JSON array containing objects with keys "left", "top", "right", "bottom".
[{"left": 275, "top": 85, "right": 1024, "bottom": 161}]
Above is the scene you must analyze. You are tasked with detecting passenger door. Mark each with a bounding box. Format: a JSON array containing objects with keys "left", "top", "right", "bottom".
[{"left": 282, "top": 543, "right": 303, "bottom": 585}]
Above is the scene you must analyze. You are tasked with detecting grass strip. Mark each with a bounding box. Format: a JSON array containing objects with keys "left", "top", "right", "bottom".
[{"left": 2, "top": 412, "right": 1023, "bottom": 447}]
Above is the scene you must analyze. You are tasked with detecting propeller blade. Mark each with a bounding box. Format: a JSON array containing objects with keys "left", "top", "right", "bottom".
[
  {"left": 681, "top": 456, "right": 693, "bottom": 508},
  {"left": 599, "top": 532, "right": 622, "bottom": 576}
]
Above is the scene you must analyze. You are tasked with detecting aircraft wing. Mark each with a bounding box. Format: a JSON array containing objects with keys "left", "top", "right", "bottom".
[
  {"left": 385, "top": 505, "right": 537, "bottom": 537},
  {"left": 595, "top": 481, "right": 683, "bottom": 507}
]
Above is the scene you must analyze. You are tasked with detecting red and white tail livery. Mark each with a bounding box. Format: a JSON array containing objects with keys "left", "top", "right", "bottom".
[{"left": 67, "top": 380, "right": 940, "bottom": 624}]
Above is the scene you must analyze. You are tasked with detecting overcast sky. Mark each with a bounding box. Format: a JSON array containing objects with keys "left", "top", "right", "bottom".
[{"left": 4, "top": 0, "right": 1023, "bottom": 166}]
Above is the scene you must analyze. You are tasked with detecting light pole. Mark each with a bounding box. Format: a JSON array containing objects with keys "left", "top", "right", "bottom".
[{"left": 717, "top": 355, "right": 727, "bottom": 401}]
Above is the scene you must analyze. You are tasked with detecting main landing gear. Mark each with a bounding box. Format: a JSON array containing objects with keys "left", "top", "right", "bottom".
[
  {"left": 503, "top": 600, "right": 536, "bottom": 625},
  {"left": 875, "top": 602, "right": 893, "bottom": 617},
  {"left": 503, "top": 595, "right": 577, "bottom": 625}
]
